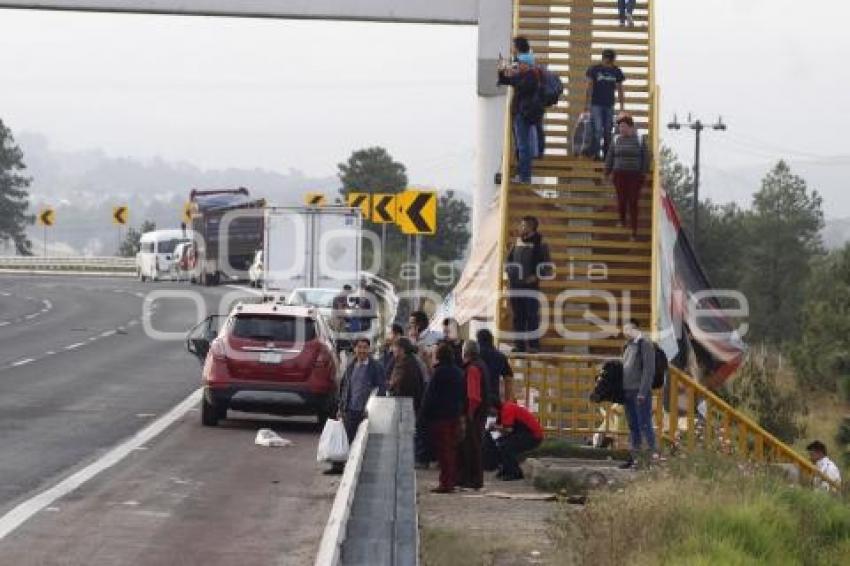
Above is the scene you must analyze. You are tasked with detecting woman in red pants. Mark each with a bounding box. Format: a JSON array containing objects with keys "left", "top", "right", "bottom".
[
  {"left": 605, "top": 114, "right": 651, "bottom": 239},
  {"left": 419, "top": 342, "right": 465, "bottom": 493}
]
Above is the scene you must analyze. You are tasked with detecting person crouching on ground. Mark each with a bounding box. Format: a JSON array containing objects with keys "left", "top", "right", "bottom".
[
  {"left": 605, "top": 114, "right": 650, "bottom": 240},
  {"left": 489, "top": 399, "right": 544, "bottom": 481},
  {"left": 457, "top": 340, "right": 491, "bottom": 490},
  {"left": 806, "top": 440, "right": 842, "bottom": 492},
  {"left": 419, "top": 342, "right": 465, "bottom": 493}
]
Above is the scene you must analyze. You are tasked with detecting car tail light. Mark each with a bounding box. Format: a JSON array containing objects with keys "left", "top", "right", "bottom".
[
  {"left": 313, "top": 349, "right": 332, "bottom": 368},
  {"left": 210, "top": 339, "right": 227, "bottom": 361}
]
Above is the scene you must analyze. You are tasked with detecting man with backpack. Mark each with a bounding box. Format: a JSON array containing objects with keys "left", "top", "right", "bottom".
[
  {"left": 621, "top": 318, "right": 659, "bottom": 466},
  {"left": 499, "top": 49, "right": 542, "bottom": 184},
  {"left": 585, "top": 48, "right": 626, "bottom": 160}
]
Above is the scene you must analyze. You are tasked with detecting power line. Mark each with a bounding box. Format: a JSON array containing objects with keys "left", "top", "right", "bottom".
[{"left": 667, "top": 113, "right": 727, "bottom": 252}]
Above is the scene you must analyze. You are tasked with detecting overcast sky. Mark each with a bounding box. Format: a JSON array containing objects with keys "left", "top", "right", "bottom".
[{"left": 0, "top": 0, "right": 848, "bottom": 213}]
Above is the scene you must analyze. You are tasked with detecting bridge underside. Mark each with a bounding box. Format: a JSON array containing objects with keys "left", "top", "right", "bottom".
[{"left": 0, "top": 0, "right": 480, "bottom": 23}]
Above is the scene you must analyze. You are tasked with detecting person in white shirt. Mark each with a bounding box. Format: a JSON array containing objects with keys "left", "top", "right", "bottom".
[{"left": 806, "top": 440, "right": 842, "bottom": 492}]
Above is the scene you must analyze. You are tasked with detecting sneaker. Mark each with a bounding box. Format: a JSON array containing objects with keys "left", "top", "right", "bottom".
[{"left": 618, "top": 458, "right": 635, "bottom": 470}]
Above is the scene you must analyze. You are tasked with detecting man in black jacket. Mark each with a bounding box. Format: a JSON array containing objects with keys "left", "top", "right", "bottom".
[
  {"left": 498, "top": 39, "right": 543, "bottom": 184},
  {"left": 505, "top": 216, "right": 550, "bottom": 353}
]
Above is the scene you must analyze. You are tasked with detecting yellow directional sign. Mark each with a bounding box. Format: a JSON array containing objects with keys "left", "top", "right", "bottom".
[
  {"left": 305, "top": 192, "right": 326, "bottom": 207},
  {"left": 371, "top": 193, "right": 396, "bottom": 224},
  {"left": 348, "top": 192, "right": 371, "bottom": 219},
  {"left": 112, "top": 205, "right": 129, "bottom": 226},
  {"left": 396, "top": 191, "right": 437, "bottom": 235},
  {"left": 38, "top": 208, "right": 55, "bottom": 227},
  {"left": 182, "top": 202, "right": 193, "bottom": 224}
]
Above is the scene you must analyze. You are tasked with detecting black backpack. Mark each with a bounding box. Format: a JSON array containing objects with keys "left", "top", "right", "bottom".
[
  {"left": 539, "top": 68, "right": 564, "bottom": 107},
  {"left": 643, "top": 340, "right": 669, "bottom": 390},
  {"left": 627, "top": 339, "right": 668, "bottom": 390}
]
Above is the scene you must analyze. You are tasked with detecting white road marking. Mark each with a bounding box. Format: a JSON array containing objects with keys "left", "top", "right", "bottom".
[
  {"left": 64, "top": 343, "right": 84, "bottom": 351},
  {"left": 45, "top": 351, "right": 55, "bottom": 356},
  {"left": 100, "top": 330, "right": 116, "bottom": 338},
  {"left": 127, "top": 320, "right": 139, "bottom": 327},
  {"left": 88, "top": 337, "right": 98, "bottom": 342},
  {"left": 134, "top": 293, "right": 145, "bottom": 299},
  {"left": 0, "top": 388, "right": 202, "bottom": 540},
  {"left": 0, "top": 322, "right": 8, "bottom": 327},
  {"left": 136, "top": 413, "right": 156, "bottom": 418},
  {"left": 0, "top": 292, "right": 10, "bottom": 297},
  {"left": 42, "top": 300, "right": 52, "bottom": 310},
  {"left": 24, "top": 314, "right": 38, "bottom": 320},
  {"left": 10, "top": 358, "right": 34, "bottom": 367}
]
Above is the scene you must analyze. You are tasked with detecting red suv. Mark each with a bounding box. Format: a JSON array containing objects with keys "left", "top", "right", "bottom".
[{"left": 187, "top": 303, "right": 339, "bottom": 426}]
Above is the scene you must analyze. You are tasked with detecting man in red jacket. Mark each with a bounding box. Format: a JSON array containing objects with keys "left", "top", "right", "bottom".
[{"left": 490, "top": 400, "right": 544, "bottom": 481}]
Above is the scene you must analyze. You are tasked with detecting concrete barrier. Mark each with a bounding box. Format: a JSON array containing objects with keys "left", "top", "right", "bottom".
[
  {"left": 315, "top": 396, "right": 418, "bottom": 566},
  {"left": 0, "top": 256, "right": 136, "bottom": 276}
]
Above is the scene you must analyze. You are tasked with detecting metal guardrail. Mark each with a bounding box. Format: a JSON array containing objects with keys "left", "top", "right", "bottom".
[{"left": 0, "top": 256, "right": 136, "bottom": 273}]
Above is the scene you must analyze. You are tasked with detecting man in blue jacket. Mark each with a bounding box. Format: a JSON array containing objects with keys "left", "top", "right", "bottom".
[{"left": 326, "top": 338, "right": 385, "bottom": 474}]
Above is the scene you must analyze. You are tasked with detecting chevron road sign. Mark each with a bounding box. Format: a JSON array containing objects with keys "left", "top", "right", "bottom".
[
  {"left": 371, "top": 194, "right": 396, "bottom": 224},
  {"left": 396, "top": 191, "right": 437, "bottom": 235},
  {"left": 305, "top": 193, "right": 326, "bottom": 207},
  {"left": 38, "top": 208, "right": 55, "bottom": 227},
  {"left": 112, "top": 206, "right": 129, "bottom": 225},
  {"left": 348, "top": 193, "right": 371, "bottom": 219}
]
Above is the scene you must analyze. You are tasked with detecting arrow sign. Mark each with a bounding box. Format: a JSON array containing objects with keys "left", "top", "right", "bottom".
[
  {"left": 182, "top": 202, "right": 193, "bottom": 224},
  {"left": 305, "top": 192, "right": 326, "bottom": 207},
  {"left": 38, "top": 208, "right": 55, "bottom": 227},
  {"left": 113, "top": 206, "right": 128, "bottom": 226},
  {"left": 371, "top": 194, "right": 396, "bottom": 224},
  {"left": 397, "top": 191, "right": 437, "bottom": 235},
  {"left": 348, "top": 193, "right": 371, "bottom": 219}
]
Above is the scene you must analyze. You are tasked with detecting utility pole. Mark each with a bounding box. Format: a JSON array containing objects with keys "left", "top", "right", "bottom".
[{"left": 667, "top": 113, "right": 727, "bottom": 251}]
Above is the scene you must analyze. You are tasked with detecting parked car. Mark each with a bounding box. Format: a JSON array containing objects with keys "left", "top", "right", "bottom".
[
  {"left": 187, "top": 301, "right": 339, "bottom": 427},
  {"left": 248, "top": 250, "right": 263, "bottom": 288}
]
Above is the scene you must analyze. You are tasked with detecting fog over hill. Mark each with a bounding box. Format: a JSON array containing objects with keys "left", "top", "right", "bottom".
[{"left": 17, "top": 133, "right": 338, "bottom": 255}]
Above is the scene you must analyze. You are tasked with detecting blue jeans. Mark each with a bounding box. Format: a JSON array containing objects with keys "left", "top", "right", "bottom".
[
  {"left": 623, "top": 390, "right": 656, "bottom": 452},
  {"left": 513, "top": 113, "right": 538, "bottom": 182},
  {"left": 591, "top": 105, "right": 614, "bottom": 159},
  {"left": 618, "top": 0, "right": 636, "bottom": 22}
]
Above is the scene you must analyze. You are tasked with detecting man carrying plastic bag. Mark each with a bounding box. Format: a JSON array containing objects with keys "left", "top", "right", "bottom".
[{"left": 321, "top": 337, "right": 385, "bottom": 474}]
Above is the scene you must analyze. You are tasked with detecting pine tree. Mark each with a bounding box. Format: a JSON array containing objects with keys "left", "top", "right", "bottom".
[{"left": 0, "top": 119, "right": 34, "bottom": 255}]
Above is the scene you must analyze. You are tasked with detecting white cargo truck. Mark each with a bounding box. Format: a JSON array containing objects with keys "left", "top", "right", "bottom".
[{"left": 263, "top": 207, "right": 363, "bottom": 293}]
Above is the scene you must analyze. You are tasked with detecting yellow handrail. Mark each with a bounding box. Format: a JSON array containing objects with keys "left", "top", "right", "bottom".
[{"left": 667, "top": 367, "right": 838, "bottom": 489}]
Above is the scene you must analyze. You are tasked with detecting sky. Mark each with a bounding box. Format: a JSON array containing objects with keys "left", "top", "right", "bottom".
[{"left": 0, "top": 0, "right": 849, "bottom": 214}]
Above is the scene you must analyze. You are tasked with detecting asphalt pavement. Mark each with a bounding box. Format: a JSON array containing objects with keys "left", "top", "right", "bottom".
[{"left": 0, "top": 275, "right": 336, "bottom": 565}]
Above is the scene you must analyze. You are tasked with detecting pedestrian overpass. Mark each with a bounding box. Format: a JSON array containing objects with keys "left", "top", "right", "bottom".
[{"left": 0, "top": 0, "right": 829, "bottom": 484}]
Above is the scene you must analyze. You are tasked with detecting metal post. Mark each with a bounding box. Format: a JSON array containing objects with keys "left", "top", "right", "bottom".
[
  {"left": 692, "top": 120, "right": 703, "bottom": 251},
  {"left": 380, "top": 223, "right": 386, "bottom": 275},
  {"left": 43, "top": 225, "right": 47, "bottom": 257},
  {"left": 414, "top": 234, "right": 422, "bottom": 310}
]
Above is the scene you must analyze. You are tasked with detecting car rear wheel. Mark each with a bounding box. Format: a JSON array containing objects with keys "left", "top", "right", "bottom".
[{"left": 201, "top": 395, "right": 225, "bottom": 426}]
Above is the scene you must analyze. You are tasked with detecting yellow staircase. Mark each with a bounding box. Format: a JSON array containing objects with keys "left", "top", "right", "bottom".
[
  {"left": 497, "top": 0, "right": 655, "bottom": 358},
  {"left": 495, "top": 0, "right": 835, "bottom": 487}
]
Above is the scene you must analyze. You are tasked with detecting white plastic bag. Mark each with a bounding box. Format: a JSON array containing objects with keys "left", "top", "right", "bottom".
[
  {"left": 317, "top": 419, "right": 350, "bottom": 463},
  {"left": 255, "top": 428, "right": 293, "bottom": 447}
]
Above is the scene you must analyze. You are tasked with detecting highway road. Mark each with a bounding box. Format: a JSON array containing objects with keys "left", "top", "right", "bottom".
[{"left": 0, "top": 275, "right": 336, "bottom": 565}]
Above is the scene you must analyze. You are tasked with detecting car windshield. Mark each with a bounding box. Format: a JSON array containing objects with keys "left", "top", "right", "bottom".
[
  {"left": 157, "top": 238, "right": 188, "bottom": 254},
  {"left": 291, "top": 290, "right": 338, "bottom": 308},
  {"left": 231, "top": 315, "right": 316, "bottom": 342}
]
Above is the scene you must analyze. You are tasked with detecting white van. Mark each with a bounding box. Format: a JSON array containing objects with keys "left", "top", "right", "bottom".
[{"left": 137, "top": 229, "right": 192, "bottom": 282}]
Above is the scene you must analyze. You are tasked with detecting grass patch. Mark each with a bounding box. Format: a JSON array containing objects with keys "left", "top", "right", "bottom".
[{"left": 553, "top": 452, "right": 850, "bottom": 565}]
